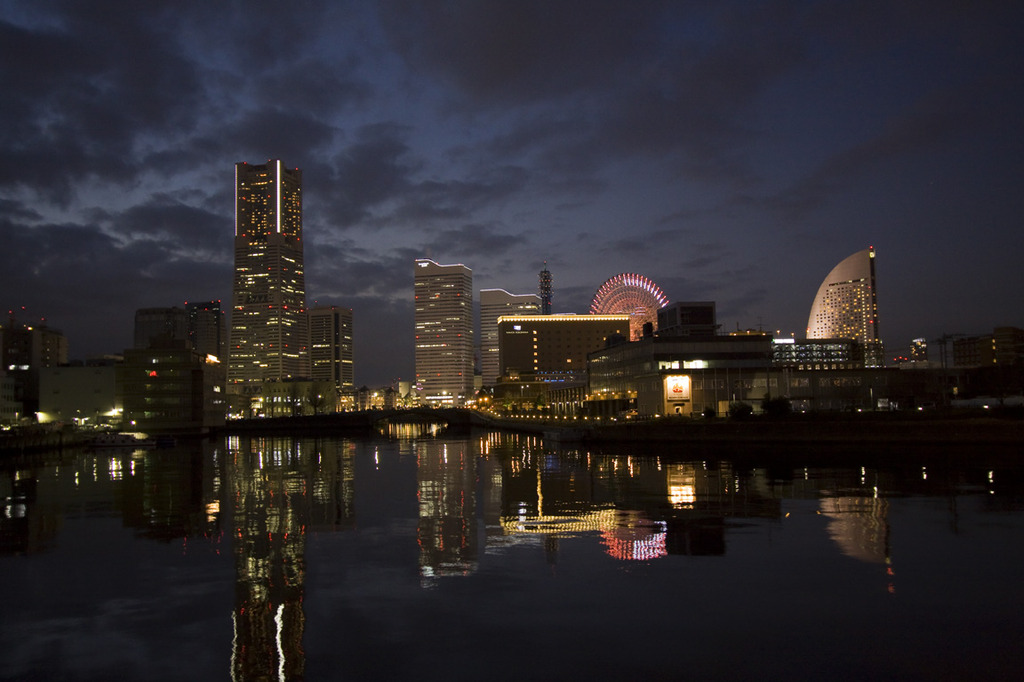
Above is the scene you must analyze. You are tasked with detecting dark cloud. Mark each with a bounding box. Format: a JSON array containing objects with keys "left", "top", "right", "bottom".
[
  {"left": 392, "top": 167, "right": 530, "bottom": 225},
  {"left": 378, "top": 0, "right": 664, "bottom": 104},
  {"left": 424, "top": 223, "right": 526, "bottom": 258},
  {"left": 324, "top": 123, "right": 418, "bottom": 226},
  {"left": 98, "top": 194, "right": 230, "bottom": 260},
  {"left": 1, "top": 0, "right": 1022, "bottom": 383}
]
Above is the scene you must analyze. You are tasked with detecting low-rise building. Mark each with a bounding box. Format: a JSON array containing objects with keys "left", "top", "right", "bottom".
[
  {"left": 37, "top": 362, "right": 121, "bottom": 426},
  {"left": 588, "top": 334, "right": 773, "bottom": 416},
  {"left": 771, "top": 338, "right": 864, "bottom": 370},
  {"left": 498, "top": 314, "right": 630, "bottom": 386},
  {"left": 118, "top": 341, "right": 226, "bottom": 432}
]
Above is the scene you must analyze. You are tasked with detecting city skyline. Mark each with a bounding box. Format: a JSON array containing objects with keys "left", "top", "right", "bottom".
[{"left": 2, "top": 2, "right": 1022, "bottom": 387}]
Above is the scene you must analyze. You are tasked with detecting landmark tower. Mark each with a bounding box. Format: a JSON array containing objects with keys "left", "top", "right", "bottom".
[{"left": 228, "top": 160, "right": 308, "bottom": 383}]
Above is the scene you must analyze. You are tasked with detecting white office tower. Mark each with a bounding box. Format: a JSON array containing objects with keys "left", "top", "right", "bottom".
[
  {"left": 414, "top": 259, "right": 473, "bottom": 405},
  {"left": 479, "top": 289, "right": 540, "bottom": 385}
]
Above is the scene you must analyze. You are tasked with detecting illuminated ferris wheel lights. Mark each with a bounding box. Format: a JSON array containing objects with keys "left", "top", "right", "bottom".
[{"left": 590, "top": 273, "right": 669, "bottom": 341}]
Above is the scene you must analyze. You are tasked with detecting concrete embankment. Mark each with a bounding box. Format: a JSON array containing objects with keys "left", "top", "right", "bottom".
[
  {"left": 503, "top": 415, "right": 1024, "bottom": 446},
  {"left": 0, "top": 426, "right": 93, "bottom": 455}
]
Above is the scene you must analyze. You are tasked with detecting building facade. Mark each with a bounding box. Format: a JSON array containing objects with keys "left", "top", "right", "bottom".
[
  {"left": 657, "top": 302, "right": 718, "bottom": 337},
  {"left": 586, "top": 334, "right": 915, "bottom": 416},
  {"left": 480, "top": 289, "right": 540, "bottom": 386},
  {"left": 37, "top": 363, "right": 120, "bottom": 426},
  {"left": 807, "top": 247, "right": 883, "bottom": 367},
  {"left": 187, "top": 300, "right": 226, "bottom": 359},
  {"left": 771, "top": 337, "right": 864, "bottom": 371},
  {"left": 953, "top": 327, "right": 1024, "bottom": 368},
  {"left": 0, "top": 314, "right": 68, "bottom": 417},
  {"left": 134, "top": 307, "right": 188, "bottom": 349},
  {"left": 308, "top": 306, "right": 354, "bottom": 389},
  {"left": 118, "top": 341, "right": 226, "bottom": 432},
  {"left": 228, "top": 160, "right": 308, "bottom": 384},
  {"left": 498, "top": 314, "right": 630, "bottom": 385},
  {"left": 588, "top": 334, "right": 773, "bottom": 415},
  {"left": 414, "top": 259, "right": 474, "bottom": 404}
]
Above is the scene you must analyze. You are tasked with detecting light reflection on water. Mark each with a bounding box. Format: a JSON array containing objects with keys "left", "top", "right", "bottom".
[{"left": 2, "top": 433, "right": 1024, "bottom": 680}]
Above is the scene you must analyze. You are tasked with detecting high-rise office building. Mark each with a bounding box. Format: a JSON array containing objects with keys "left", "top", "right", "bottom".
[
  {"left": 228, "top": 160, "right": 308, "bottom": 383},
  {"left": 806, "top": 247, "right": 884, "bottom": 367},
  {"left": 414, "top": 259, "right": 473, "bottom": 404},
  {"left": 134, "top": 307, "right": 188, "bottom": 349},
  {"left": 187, "top": 300, "right": 226, "bottom": 359},
  {"left": 480, "top": 289, "right": 540, "bottom": 386},
  {"left": 308, "top": 306, "right": 354, "bottom": 388}
]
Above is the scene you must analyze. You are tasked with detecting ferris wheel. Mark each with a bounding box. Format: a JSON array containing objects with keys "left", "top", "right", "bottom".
[{"left": 590, "top": 273, "right": 670, "bottom": 341}]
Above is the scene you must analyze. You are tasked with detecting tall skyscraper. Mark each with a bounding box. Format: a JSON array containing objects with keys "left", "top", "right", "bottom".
[
  {"left": 539, "top": 262, "right": 553, "bottom": 315},
  {"left": 228, "top": 160, "right": 308, "bottom": 383},
  {"left": 414, "top": 259, "right": 473, "bottom": 404},
  {"left": 308, "top": 306, "right": 354, "bottom": 388},
  {"left": 806, "top": 247, "right": 883, "bottom": 367},
  {"left": 480, "top": 289, "right": 540, "bottom": 385},
  {"left": 187, "top": 300, "right": 226, "bottom": 359}
]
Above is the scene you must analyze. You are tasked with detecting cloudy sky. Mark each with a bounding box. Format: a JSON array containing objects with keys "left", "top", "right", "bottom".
[{"left": 2, "top": 1, "right": 1022, "bottom": 385}]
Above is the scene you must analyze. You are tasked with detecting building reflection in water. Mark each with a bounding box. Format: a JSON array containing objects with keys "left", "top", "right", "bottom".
[
  {"left": 225, "top": 435, "right": 355, "bottom": 682},
  {"left": 415, "top": 437, "right": 480, "bottom": 583},
  {"left": 820, "top": 494, "right": 894, "bottom": 592},
  {"left": 489, "top": 433, "right": 782, "bottom": 562}
]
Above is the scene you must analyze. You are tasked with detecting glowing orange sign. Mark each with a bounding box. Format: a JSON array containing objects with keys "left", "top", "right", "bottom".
[{"left": 664, "top": 375, "right": 690, "bottom": 401}]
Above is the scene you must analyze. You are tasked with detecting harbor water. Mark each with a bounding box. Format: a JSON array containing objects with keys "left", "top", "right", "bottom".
[{"left": 2, "top": 427, "right": 1023, "bottom": 681}]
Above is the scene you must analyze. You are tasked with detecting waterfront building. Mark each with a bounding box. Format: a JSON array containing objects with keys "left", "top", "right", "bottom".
[
  {"left": 497, "top": 313, "right": 630, "bottom": 385},
  {"left": 0, "top": 313, "right": 68, "bottom": 417},
  {"left": 1, "top": 314, "right": 68, "bottom": 370},
  {"left": 187, "top": 300, "right": 226, "bottom": 359},
  {"left": 117, "top": 339, "right": 226, "bottom": 432},
  {"left": 588, "top": 334, "right": 773, "bottom": 416},
  {"left": 134, "top": 307, "right": 188, "bottom": 349},
  {"left": 0, "top": 372, "right": 18, "bottom": 424},
  {"left": 228, "top": 159, "right": 308, "bottom": 385},
  {"left": 480, "top": 289, "right": 540, "bottom": 386},
  {"left": 414, "top": 259, "right": 474, "bottom": 405},
  {"left": 771, "top": 338, "right": 863, "bottom": 371},
  {"left": 806, "top": 247, "right": 884, "bottom": 367},
  {"left": 657, "top": 302, "right": 718, "bottom": 337},
  {"left": 308, "top": 306, "right": 354, "bottom": 389},
  {"left": 37, "top": 363, "right": 120, "bottom": 426},
  {"left": 953, "top": 326, "right": 1024, "bottom": 368},
  {"left": 259, "top": 379, "right": 339, "bottom": 417}
]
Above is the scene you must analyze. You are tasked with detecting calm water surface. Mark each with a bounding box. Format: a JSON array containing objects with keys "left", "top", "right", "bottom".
[{"left": 2, "top": 428, "right": 1023, "bottom": 681}]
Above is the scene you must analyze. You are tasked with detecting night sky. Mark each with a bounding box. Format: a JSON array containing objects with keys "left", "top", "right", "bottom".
[{"left": 2, "top": 1, "right": 1022, "bottom": 386}]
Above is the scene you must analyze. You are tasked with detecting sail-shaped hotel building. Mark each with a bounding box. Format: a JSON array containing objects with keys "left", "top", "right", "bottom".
[{"left": 806, "top": 247, "right": 884, "bottom": 367}]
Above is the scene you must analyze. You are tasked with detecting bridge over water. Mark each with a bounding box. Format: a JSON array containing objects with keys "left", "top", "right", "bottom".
[{"left": 219, "top": 407, "right": 500, "bottom": 436}]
